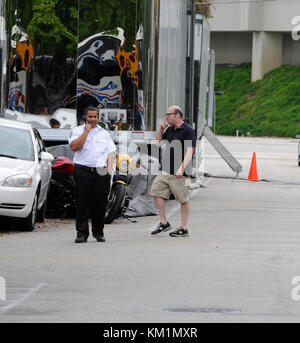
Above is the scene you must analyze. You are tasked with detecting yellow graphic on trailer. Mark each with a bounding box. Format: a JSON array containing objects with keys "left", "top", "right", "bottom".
[
  {"left": 16, "top": 38, "right": 34, "bottom": 72},
  {"left": 9, "top": 26, "right": 34, "bottom": 73},
  {"left": 9, "top": 25, "right": 34, "bottom": 113},
  {"left": 116, "top": 41, "right": 139, "bottom": 88}
]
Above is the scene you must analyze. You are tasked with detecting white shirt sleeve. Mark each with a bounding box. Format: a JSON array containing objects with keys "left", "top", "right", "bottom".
[
  {"left": 106, "top": 132, "right": 117, "bottom": 154},
  {"left": 68, "top": 126, "right": 82, "bottom": 144}
]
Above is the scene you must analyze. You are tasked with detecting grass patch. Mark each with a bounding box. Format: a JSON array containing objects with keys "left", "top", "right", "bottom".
[{"left": 214, "top": 64, "right": 300, "bottom": 137}]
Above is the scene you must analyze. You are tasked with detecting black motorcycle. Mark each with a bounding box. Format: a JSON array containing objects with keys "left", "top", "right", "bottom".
[
  {"left": 104, "top": 152, "right": 134, "bottom": 224},
  {"left": 46, "top": 156, "right": 76, "bottom": 218}
]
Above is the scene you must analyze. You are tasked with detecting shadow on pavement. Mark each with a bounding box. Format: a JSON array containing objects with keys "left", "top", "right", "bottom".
[{"left": 0, "top": 217, "right": 20, "bottom": 233}]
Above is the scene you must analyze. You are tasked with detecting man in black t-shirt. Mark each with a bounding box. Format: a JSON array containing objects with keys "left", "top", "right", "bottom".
[{"left": 150, "top": 105, "right": 196, "bottom": 237}]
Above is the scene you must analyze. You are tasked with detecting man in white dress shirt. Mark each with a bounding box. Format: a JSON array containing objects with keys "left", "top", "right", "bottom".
[{"left": 69, "top": 107, "right": 116, "bottom": 243}]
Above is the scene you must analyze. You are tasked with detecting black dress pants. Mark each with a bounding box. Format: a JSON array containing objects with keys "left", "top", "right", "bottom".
[{"left": 74, "top": 165, "right": 110, "bottom": 237}]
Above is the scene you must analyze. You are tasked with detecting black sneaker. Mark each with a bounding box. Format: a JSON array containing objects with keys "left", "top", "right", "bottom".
[
  {"left": 75, "top": 235, "right": 88, "bottom": 243},
  {"left": 169, "top": 227, "right": 189, "bottom": 237},
  {"left": 151, "top": 222, "right": 172, "bottom": 235},
  {"left": 92, "top": 233, "right": 106, "bottom": 242}
]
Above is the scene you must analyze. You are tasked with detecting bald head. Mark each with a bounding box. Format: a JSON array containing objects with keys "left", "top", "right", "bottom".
[{"left": 167, "top": 105, "right": 184, "bottom": 118}]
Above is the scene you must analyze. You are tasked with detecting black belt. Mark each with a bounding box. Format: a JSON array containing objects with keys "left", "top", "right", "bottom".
[{"left": 75, "top": 164, "right": 107, "bottom": 173}]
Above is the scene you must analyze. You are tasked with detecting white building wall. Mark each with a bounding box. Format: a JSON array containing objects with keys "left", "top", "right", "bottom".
[
  {"left": 252, "top": 32, "right": 282, "bottom": 81},
  {"left": 209, "top": 1, "right": 248, "bottom": 31},
  {"left": 262, "top": 0, "right": 300, "bottom": 32},
  {"left": 212, "top": 33, "right": 300, "bottom": 67},
  {"left": 247, "top": 2, "right": 263, "bottom": 31},
  {"left": 211, "top": 32, "right": 252, "bottom": 65},
  {"left": 282, "top": 33, "right": 300, "bottom": 65},
  {"left": 209, "top": 0, "right": 299, "bottom": 32}
]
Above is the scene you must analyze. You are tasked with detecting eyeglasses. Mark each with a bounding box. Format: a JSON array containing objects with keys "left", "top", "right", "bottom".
[{"left": 165, "top": 112, "right": 177, "bottom": 116}]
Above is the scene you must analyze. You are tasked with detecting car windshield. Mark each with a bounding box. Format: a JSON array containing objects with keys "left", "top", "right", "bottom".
[{"left": 0, "top": 126, "right": 35, "bottom": 161}]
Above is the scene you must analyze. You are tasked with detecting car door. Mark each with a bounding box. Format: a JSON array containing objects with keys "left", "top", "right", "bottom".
[{"left": 33, "top": 129, "right": 51, "bottom": 207}]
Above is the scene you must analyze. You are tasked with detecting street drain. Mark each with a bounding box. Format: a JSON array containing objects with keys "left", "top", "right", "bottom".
[{"left": 164, "top": 307, "right": 243, "bottom": 314}]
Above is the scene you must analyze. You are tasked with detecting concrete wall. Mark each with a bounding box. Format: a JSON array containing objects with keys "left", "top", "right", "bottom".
[
  {"left": 282, "top": 33, "right": 300, "bottom": 65},
  {"left": 209, "top": 0, "right": 248, "bottom": 31},
  {"left": 211, "top": 32, "right": 252, "bottom": 65},
  {"left": 209, "top": 0, "right": 300, "bottom": 32},
  {"left": 262, "top": 0, "right": 300, "bottom": 32},
  {"left": 252, "top": 32, "right": 282, "bottom": 82},
  {"left": 212, "top": 32, "right": 300, "bottom": 67}
]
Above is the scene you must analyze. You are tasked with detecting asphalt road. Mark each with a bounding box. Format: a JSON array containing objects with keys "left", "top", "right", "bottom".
[{"left": 1, "top": 136, "right": 300, "bottom": 323}]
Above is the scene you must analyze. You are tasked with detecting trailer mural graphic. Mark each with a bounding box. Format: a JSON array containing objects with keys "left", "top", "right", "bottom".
[
  {"left": 76, "top": 27, "right": 144, "bottom": 130},
  {"left": 8, "top": 25, "right": 34, "bottom": 113}
]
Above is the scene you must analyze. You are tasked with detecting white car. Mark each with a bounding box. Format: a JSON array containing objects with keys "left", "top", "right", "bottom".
[{"left": 0, "top": 118, "right": 54, "bottom": 231}]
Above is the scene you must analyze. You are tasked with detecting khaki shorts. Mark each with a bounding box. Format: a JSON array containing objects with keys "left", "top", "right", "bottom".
[{"left": 150, "top": 172, "right": 189, "bottom": 203}]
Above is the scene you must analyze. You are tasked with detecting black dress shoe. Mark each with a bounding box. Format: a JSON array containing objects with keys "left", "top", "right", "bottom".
[
  {"left": 75, "top": 235, "right": 88, "bottom": 243},
  {"left": 92, "top": 234, "right": 106, "bottom": 242}
]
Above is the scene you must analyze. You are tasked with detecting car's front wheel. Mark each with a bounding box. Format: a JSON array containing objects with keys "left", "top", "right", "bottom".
[
  {"left": 37, "top": 197, "right": 47, "bottom": 223},
  {"left": 37, "top": 185, "right": 49, "bottom": 223},
  {"left": 19, "top": 193, "right": 38, "bottom": 231}
]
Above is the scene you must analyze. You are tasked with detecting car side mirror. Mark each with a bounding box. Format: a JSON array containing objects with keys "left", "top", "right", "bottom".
[{"left": 40, "top": 151, "right": 54, "bottom": 161}]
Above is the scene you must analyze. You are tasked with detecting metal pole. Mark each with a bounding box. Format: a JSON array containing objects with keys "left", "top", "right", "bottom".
[
  {"left": 0, "top": 0, "right": 7, "bottom": 114},
  {"left": 213, "top": 93, "right": 216, "bottom": 134},
  {"left": 188, "top": 0, "right": 195, "bottom": 126},
  {"left": 150, "top": 0, "right": 160, "bottom": 131}
]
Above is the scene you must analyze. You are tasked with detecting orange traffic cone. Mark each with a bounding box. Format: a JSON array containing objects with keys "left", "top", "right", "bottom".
[{"left": 248, "top": 152, "right": 260, "bottom": 181}]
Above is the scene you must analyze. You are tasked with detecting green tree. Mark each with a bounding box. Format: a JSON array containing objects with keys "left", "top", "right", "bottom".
[
  {"left": 6, "top": 0, "right": 78, "bottom": 56},
  {"left": 7, "top": 0, "right": 143, "bottom": 54},
  {"left": 26, "top": 0, "right": 78, "bottom": 55},
  {"left": 79, "top": 0, "right": 139, "bottom": 51}
]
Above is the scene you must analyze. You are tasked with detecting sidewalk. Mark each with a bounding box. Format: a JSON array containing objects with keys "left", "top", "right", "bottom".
[{"left": 204, "top": 135, "right": 300, "bottom": 183}]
